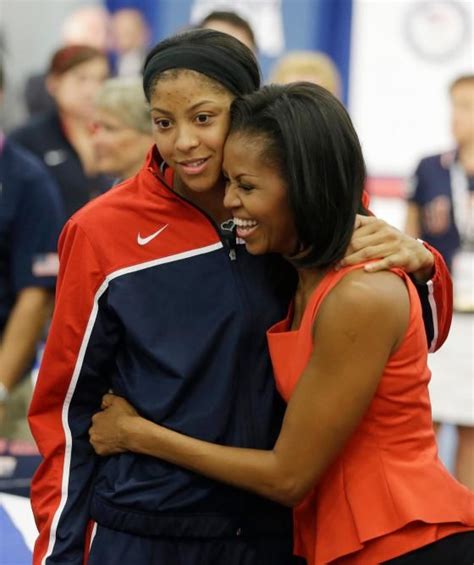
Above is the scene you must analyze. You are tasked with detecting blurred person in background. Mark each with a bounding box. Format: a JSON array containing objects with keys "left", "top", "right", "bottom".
[
  {"left": 0, "top": 59, "right": 63, "bottom": 440},
  {"left": 269, "top": 50, "right": 341, "bottom": 99},
  {"left": 24, "top": 4, "right": 112, "bottom": 117},
  {"left": 60, "top": 4, "right": 111, "bottom": 52},
  {"left": 10, "top": 45, "right": 112, "bottom": 221},
  {"left": 109, "top": 8, "right": 150, "bottom": 78},
  {"left": 405, "top": 74, "right": 474, "bottom": 490},
  {"left": 199, "top": 10, "right": 257, "bottom": 53},
  {"left": 92, "top": 77, "right": 153, "bottom": 182}
]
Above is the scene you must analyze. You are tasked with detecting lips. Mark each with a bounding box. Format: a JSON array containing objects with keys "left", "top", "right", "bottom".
[{"left": 177, "top": 157, "right": 210, "bottom": 175}]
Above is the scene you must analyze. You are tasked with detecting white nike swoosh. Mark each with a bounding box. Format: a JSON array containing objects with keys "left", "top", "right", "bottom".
[{"left": 137, "top": 224, "right": 169, "bottom": 246}]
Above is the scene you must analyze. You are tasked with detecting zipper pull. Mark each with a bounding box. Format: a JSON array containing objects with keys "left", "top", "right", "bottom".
[{"left": 221, "top": 219, "right": 237, "bottom": 261}]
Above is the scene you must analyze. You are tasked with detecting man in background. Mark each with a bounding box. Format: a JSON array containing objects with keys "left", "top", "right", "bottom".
[{"left": 199, "top": 10, "right": 257, "bottom": 53}]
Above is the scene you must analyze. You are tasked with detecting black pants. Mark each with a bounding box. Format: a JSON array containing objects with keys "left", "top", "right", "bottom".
[
  {"left": 383, "top": 531, "right": 474, "bottom": 565},
  {"left": 88, "top": 524, "right": 303, "bottom": 565}
]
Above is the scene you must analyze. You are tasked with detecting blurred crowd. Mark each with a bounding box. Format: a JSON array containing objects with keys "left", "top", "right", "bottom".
[{"left": 0, "top": 3, "right": 472, "bottom": 496}]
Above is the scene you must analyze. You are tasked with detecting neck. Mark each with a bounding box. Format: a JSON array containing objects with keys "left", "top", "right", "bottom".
[
  {"left": 121, "top": 161, "right": 144, "bottom": 181},
  {"left": 459, "top": 142, "right": 474, "bottom": 173},
  {"left": 59, "top": 111, "right": 97, "bottom": 175},
  {"left": 59, "top": 111, "right": 89, "bottom": 133},
  {"left": 289, "top": 266, "right": 327, "bottom": 330},
  {"left": 296, "top": 267, "right": 327, "bottom": 299},
  {"left": 173, "top": 176, "right": 230, "bottom": 225}
]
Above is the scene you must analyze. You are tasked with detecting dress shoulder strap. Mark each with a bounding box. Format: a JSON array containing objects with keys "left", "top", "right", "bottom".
[{"left": 299, "top": 262, "right": 378, "bottom": 333}]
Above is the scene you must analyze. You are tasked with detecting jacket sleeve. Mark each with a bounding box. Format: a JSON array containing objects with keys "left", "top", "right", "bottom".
[
  {"left": 363, "top": 188, "right": 453, "bottom": 353},
  {"left": 28, "top": 219, "right": 120, "bottom": 565},
  {"left": 411, "top": 241, "right": 453, "bottom": 353}
]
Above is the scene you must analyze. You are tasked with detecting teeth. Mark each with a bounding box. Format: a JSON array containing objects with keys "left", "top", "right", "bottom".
[
  {"left": 183, "top": 159, "right": 205, "bottom": 167},
  {"left": 233, "top": 217, "right": 258, "bottom": 228}
]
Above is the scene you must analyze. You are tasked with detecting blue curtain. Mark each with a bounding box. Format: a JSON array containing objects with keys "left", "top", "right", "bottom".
[
  {"left": 104, "top": 0, "right": 156, "bottom": 25},
  {"left": 313, "top": 0, "right": 353, "bottom": 105}
]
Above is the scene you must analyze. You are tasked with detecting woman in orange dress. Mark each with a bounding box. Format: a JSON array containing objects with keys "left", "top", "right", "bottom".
[{"left": 89, "top": 82, "right": 474, "bottom": 564}]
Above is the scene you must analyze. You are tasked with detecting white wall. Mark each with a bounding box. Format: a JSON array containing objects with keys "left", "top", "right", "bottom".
[
  {"left": 350, "top": 0, "right": 474, "bottom": 178},
  {"left": 1, "top": 0, "right": 101, "bottom": 129}
]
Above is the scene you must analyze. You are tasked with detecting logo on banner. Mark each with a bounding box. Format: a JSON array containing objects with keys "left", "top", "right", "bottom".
[{"left": 404, "top": 1, "right": 470, "bottom": 61}]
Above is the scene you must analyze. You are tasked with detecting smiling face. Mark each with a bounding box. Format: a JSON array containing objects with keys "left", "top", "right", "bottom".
[
  {"left": 223, "top": 132, "right": 298, "bottom": 256},
  {"left": 149, "top": 70, "right": 234, "bottom": 197}
]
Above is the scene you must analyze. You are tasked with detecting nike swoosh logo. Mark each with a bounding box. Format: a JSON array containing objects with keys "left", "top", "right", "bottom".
[{"left": 137, "top": 224, "right": 169, "bottom": 246}]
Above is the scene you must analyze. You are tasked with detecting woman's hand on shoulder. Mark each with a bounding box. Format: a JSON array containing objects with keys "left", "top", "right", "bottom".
[
  {"left": 89, "top": 394, "right": 139, "bottom": 456},
  {"left": 341, "top": 215, "right": 434, "bottom": 281}
]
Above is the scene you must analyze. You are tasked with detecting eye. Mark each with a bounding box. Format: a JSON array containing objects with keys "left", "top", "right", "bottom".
[
  {"left": 195, "top": 113, "right": 211, "bottom": 125},
  {"left": 238, "top": 183, "right": 254, "bottom": 192},
  {"left": 154, "top": 118, "right": 172, "bottom": 130}
]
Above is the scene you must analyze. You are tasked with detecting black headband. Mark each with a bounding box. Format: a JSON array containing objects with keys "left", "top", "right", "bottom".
[{"left": 143, "top": 44, "right": 258, "bottom": 98}]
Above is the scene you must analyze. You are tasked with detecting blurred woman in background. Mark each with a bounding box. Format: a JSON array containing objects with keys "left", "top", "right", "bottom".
[
  {"left": 92, "top": 77, "right": 153, "bottom": 183},
  {"left": 9, "top": 45, "right": 112, "bottom": 220}
]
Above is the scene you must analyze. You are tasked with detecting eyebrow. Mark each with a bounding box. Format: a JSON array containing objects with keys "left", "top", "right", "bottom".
[
  {"left": 224, "top": 172, "right": 260, "bottom": 180},
  {"left": 151, "top": 100, "right": 217, "bottom": 115}
]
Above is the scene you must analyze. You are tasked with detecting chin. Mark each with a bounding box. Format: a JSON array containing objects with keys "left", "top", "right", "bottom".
[
  {"left": 188, "top": 176, "right": 222, "bottom": 194},
  {"left": 244, "top": 242, "right": 267, "bottom": 256},
  {"left": 185, "top": 181, "right": 215, "bottom": 194}
]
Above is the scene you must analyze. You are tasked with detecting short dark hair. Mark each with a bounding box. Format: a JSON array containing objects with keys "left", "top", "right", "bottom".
[
  {"left": 143, "top": 28, "right": 260, "bottom": 102},
  {"left": 229, "top": 82, "right": 367, "bottom": 268},
  {"left": 200, "top": 10, "right": 256, "bottom": 50}
]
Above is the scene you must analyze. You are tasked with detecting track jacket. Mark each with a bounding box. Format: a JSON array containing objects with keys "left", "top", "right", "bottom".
[{"left": 29, "top": 148, "right": 452, "bottom": 564}]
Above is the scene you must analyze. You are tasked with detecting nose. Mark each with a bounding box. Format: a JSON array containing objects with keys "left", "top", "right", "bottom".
[
  {"left": 175, "top": 124, "right": 199, "bottom": 153},
  {"left": 223, "top": 181, "right": 241, "bottom": 210}
]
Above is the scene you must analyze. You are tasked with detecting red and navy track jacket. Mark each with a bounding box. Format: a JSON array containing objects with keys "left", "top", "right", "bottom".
[
  {"left": 29, "top": 148, "right": 452, "bottom": 564},
  {"left": 29, "top": 148, "right": 294, "bottom": 564}
]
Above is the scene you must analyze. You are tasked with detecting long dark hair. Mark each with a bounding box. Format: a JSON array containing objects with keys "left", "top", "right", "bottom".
[{"left": 229, "top": 82, "right": 367, "bottom": 269}]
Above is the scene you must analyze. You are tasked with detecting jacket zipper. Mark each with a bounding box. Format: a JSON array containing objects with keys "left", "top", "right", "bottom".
[
  {"left": 150, "top": 169, "right": 237, "bottom": 260},
  {"left": 151, "top": 168, "right": 256, "bottom": 446}
]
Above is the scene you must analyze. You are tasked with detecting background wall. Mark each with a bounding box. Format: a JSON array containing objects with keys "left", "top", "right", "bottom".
[
  {"left": 1, "top": 0, "right": 102, "bottom": 128},
  {"left": 350, "top": 0, "right": 473, "bottom": 182}
]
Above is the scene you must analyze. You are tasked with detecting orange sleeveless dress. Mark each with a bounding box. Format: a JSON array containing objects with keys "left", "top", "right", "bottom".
[{"left": 267, "top": 264, "right": 474, "bottom": 564}]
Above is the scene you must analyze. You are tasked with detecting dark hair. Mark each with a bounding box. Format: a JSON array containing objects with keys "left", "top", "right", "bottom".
[
  {"left": 200, "top": 10, "right": 256, "bottom": 50},
  {"left": 143, "top": 28, "right": 260, "bottom": 102},
  {"left": 48, "top": 45, "right": 107, "bottom": 76},
  {"left": 229, "top": 82, "right": 367, "bottom": 269},
  {"left": 450, "top": 74, "right": 474, "bottom": 92}
]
